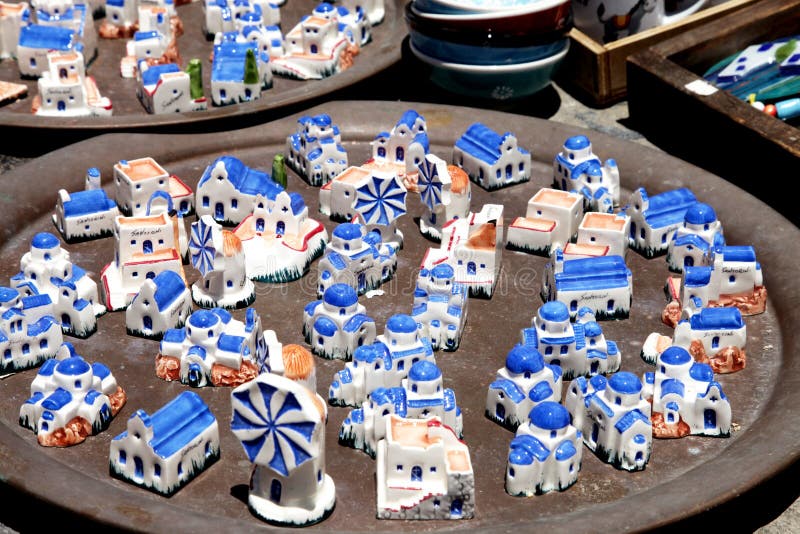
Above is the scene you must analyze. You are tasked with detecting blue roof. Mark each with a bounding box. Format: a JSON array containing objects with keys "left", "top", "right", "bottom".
[
  {"left": 589, "top": 393, "right": 614, "bottom": 417},
  {"left": 555, "top": 440, "right": 577, "bottom": 461},
  {"left": 189, "top": 309, "right": 220, "bottom": 329},
  {"left": 641, "top": 188, "right": 697, "bottom": 229},
  {"left": 685, "top": 203, "right": 717, "bottom": 225},
  {"left": 217, "top": 333, "right": 245, "bottom": 353},
  {"left": 661, "top": 346, "right": 691, "bottom": 366},
  {"left": 343, "top": 313, "right": 373, "bottom": 333},
  {"left": 684, "top": 266, "right": 712, "bottom": 288},
  {"left": 38, "top": 359, "right": 58, "bottom": 377},
  {"left": 42, "top": 388, "right": 72, "bottom": 410},
  {"left": 689, "top": 307, "right": 744, "bottom": 330},
  {"left": 564, "top": 135, "right": 590, "bottom": 150},
  {"left": 614, "top": 409, "right": 649, "bottom": 433},
  {"left": 386, "top": 314, "right": 417, "bottom": 334},
  {"left": 674, "top": 234, "right": 711, "bottom": 251},
  {"left": 289, "top": 192, "right": 307, "bottom": 215},
  {"left": 326, "top": 250, "right": 346, "bottom": 271},
  {"left": 137, "top": 391, "right": 216, "bottom": 459},
  {"left": 141, "top": 63, "right": 180, "bottom": 86},
  {"left": 333, "top": 222, "right": 362, "bottom": 241},
  {"left": 529, "top": 401, "right": 570, "bottom": 430},
  {"left": 554, "top": 255, "right": 631, "bottom": 292},
  {"left": 134, "top": 30, "right": 159, "bottom": 41},
  {"left": 529, "top": 381, "right": 554, "bottom": 402},
  {"left": 21, "top": 294, "right": 51, "bottom": 310},
  {"left": 408, "top": 360, "right": 440, "bottom": 382},
  {"left": 0, "top": 287, "right": 17, "bottom": 303},
  {"left": 152, "top": 271, "right": 186, "bottom": 312},
  {"left": 162, "top": 328, "right": 186, "bottom": 344},
  {"left": 689, "top": 362, "right": 714, "bottom": 382},
  {"left": 540, "top": 301, "right": 570, "bottom": 322},
  {"left": 56, "top": 357, "right": 91, "bottom": 376},
  {"left": 608, "top": 372, "right": 642, "bottom": 394},
  {"left": 19, "top": 24, "right": 74, "bottom": 51},
  {"left": 63, "top": 189, "right": 116, "bottom": 217},
  {"left": 508, "top": 434, "right": 550, "bottom": 465},
  {"left": 323, "top": 283, "right": 358, "bottom": 307},
  {"left": 397, "top": 109, "right": 423, "bottom": 129},
  {"left": 719, "top": 245, "right": 756, "bottom": 263},
  {"left": 27, "top": 316, "right": 58, "bottom": 337},
  {"left": 489, "top": 378, "right": 524, "bottom": 403},
  {"left": 92, "top": 362, "right": 111, "bottom": 380},
  {"left": 505, "top": 344, "right": 544, "bottom": 375},
  {"left": 454, "top": 122, "right": 513, "bottom": 165},
  {"left": 660, "top": 378, "right": 685, "bottom": 398},
  {"left": 212, "top": 41, "right": 258, "bottom": 82},
  {"left": 582, "top": 321, "right": 602, "bottom": 337},
  {"left": 32, "top": 232, "right": 60, "bottom": 250},
  {"left": 430, "top": 263, "right": 454, "bottom": 280},
  {"left": 199, "top": 156, "right": 282, "bottom": 199},
  {"left": 314, "top": 316, "right": 338, "bottom": 337}
]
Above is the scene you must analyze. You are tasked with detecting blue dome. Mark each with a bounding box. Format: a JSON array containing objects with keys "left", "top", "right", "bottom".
[
  {"left": 189, "top": 309, "right": 220, "bottom": 329},
  {"left": 564, "top": 135, "right": 590, "bottom": 150},
  {"left": 540, "top": 301, "right": 569, "bottom": 322},
  {"left": 353, "top": 344, "right": 379, "bottom": 363},
  {"left": 431, "top": 264, "right": 454, "bottom": 280},
  {"left": 0, "top": 287, "right": 18, "bottom": 303},
  {"left": 56, "top": 357, "right": 91, "bottom": 376},
  {"left": 529, "top": 401, "right": 570, "bottom": 430},
  {"left": 314, "top": 2, "right": 334, "bottom": 12},
  {"left": 333, "top": 222, "right": 362, "bottom": 241},
  {"left": 583, "top": 322, "right": 602, "bottom": 337},
  {"left": 312, "top": 114, "right": 332, "bottom": 127},
  {"left": 685, "top": 203, "right": 717, "bottom": 225},
  {"left": 661, "top": 346, "right": 691, "bottom": 366},
  {"left": 689, "top": 362, "right": 714, "bottom": 382},
  {"left": 505, "top": 344, "right": 544, "bottom": 375},
  {"left": 386, "top": 314, "right": 417, "bottom": 334},
  {"left": 608, "top": 372, "right": 642, "bottom": 394},
  {"left": 31, "top": 232, "right": 59, "bottom": 250},
  {"left": 86, "top": 167, "right": 100, "bottom": 178},
  {"left": 324, "top": 283, "right": 358, "bottom": 307},
  {"left": 408, "top": 360, "right": 441, "bottom": 382}
]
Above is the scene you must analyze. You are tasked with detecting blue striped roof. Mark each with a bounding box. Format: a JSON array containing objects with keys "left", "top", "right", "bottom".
[
  {"left": 151, "top": 270, "right": 187, "bottom": 312},
  {"left": 130, "top": 391, "right": 216, "bottom": 459},
  {"left": 554, "top": 255, "right": 631, "bottom": 292},
  {"left": 508, "top": 434, "right": 549, "bottom": 465},
  {"left": 490, "top": 378, "right": 525, "bottom": 403},
  {"left": 614, "top": 409, "right": 649, "bottom": 433},
  {"left": 641, "top": 188, "right": 697, "bottom": 230},
  {"left": 454, "top": 123, "right": 514, "bottom": 165},
  {"left": 689, "top": 307, "right": 743, "bottom": 330},
  {"left": 343, "top": 313, "right": 373, "bottom": 333},
  {"left": 674, "top": 233, "right": 711, "bottom": 250}
]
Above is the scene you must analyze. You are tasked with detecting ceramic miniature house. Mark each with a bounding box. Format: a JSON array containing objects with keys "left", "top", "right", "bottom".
[
  {"left": 339, "top": 360, "right": 463, "bottom": 457},
  {"left": 376, "top": 415, "right": 474, "bottom": 520},
  {"left": 17, "top": 24, "right": 78, "bottom": 78},
  {"left": 452, "top": 122, "right": 531, "bottom": 191},
  {"left": 137, "top": 62, "right": 208, "bottom": 114},
  {"left": 286, "top": 114, "right": 349, "bottom": 186},
  {"left": 324, "top": 3, "right": 370, "bottom": 47},
  {"left": 125, "top": 269, "right": 192, "bottom": 340},
  {"left": 553, "top": 135, "right": 620, "bottom": 212},
  {"left": 195, "top": 155, "right": 284, "bottom": 227},
  {"left": 231, "top": 372, "right": 336, "bottom": 526},
  {"left": 364, "top": 109, "right": 428, "bottom": 189},
  {"left": 12, "top": 232, "right": 105, "bottom": 337},
  {"left": 486, "top": 344, "right": 563, "bottom": 432},
  {"left": 329, "top": 314, "right": 436, "bottom": 407},
  {"left": 623, "top": 187, "right": 697, "bottom": 258},
  {"left": 564, "top": 371, "right": 652, "bottom": 471},
  {"left": 505, "top": 401, "right": 582, "bottom": 495},
  {"left": 204, "top": 0, "right": 279, "bottom": 37},
  {"left": 156, "top": 307, "right": 264, "bottom": 387},
  {"left": 540, "top": 250, "right": 632, "bottom": 320},
  {"left": 416, "top": 154, "right": 471, "bottom": 242},
  {"left": 340, "top": 0, "right": 383, "bottom": 25},
  {"left": 642, "top": 346, "right": 732, "bottom": 438},
  {"left": 520, "top": 301, "right": 622, "bottom": 379},
  {"left": 53, "top": 178, "right": 119, "bottom": 243},
  {"left": 563, "top": 211, "right": 630, "bottom": 260},
  {"left": 303, "top": 283, "right": 376, "bottom": 361},
  {"left": 315, "top": 222, "right": 397, "bottom": 297},
  {"left": 100, "top": 0, "right": 139, "bottom": 38},
  {"left": 0, "top": 288, "right": 62, "bottom": 373},
  {"left": 210, "top": 40, "right": 272, "bottom": 106},
  {"left": 109, "top": 391, "right": 219, "bottom": 495},
  {"left": 0, "top": 1, "right": 30, "bottom": 59},
  {"left": 420, "top": 204, "right": 504, "bottom": 298},
  {"left": 33, "top": 0, "right": 97, "bottom": 62},
  {"left": 33, "top": 50, "right": 113, "bottom": 117},
  {"left": 411, "top": 264, "right": 468, "bottom": 351},
  {"left": 233, "top": 192, "right": 328, "bottom": 283},
  {"left": 506, "top": 188, "right": 583, "bottom": 256},
  {"left": 20, "top": 344, "right": 126, "bottom": 447},
  {"left": 189, "top": 216, "right": 255, "bottom": 309},
  {"left": 666, "top": 202, "right": 725, "bottom": 273},
  {"left": 100, "top": 212, "right": 186, "bottom": 311},
  {"left": 113, "top": 157, "right": 193, "bottom": 217}
]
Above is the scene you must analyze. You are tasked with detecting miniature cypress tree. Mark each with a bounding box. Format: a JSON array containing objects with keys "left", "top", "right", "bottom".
[
  {"left": 186, "top": 59, "right": 204, "bottom": 100},
  {"left": 244, "top": 49, "right": 259, "bottom": 86},
  {"left": 272, "top": 154, "right": 288, "bottom": 189}
]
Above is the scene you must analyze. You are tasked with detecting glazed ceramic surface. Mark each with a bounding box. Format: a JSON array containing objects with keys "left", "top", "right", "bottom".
[{"left": 0, "top": 101, "right": 794, "bottom": 531}]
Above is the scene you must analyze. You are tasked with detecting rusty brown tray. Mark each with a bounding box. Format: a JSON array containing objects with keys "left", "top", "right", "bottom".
[
  {"left": 0, "top": 101, "right": 797, "bottom": 532},
  {"left": 0, "top": 1, "right": 405, "bottom": 131}
]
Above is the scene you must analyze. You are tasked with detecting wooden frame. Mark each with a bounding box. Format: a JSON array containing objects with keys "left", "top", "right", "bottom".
[{"left": 626, "top": 0, "right": 800, "bottom": 227}]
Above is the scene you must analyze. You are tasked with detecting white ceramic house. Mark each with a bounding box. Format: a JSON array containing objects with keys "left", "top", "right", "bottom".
[
  {"left": 643, "top": 305, "right": 746, "bottom": 374},
  {"left": 189, "top": 215, "right": 255, "bottom": 309},
  {"left": 563, "top": 211, "right": 630, "bottom": 260},
  {"left": 33, "top": 49, "right": 112, "bottom": 117},
  {"left": 420, "top": 204, "right": 504, "bottom": 298},
  {"left": 411, "top": 263, "right": 468, "bottom": 351},
  {"left": 416, "top": 154, "right": 471, "bottom": 242},
  {"left": 233, "top": 192, "right": 328, "bottom": 282},
  {"left": 17, "top": 23, "right": 78, "bottom": 77},
  {"left": 624, "top": 187, "right": 697, "bottom": 258},
  {"left": 137, "top": 62, "right": 208, "bottom": 114},
  {"left": 101, "top": 0, "right": 138, "bottom": 37},
  {"left": 20, "top": 345, "right": 126, "bottom": 447},
  {"left": 53, "top": 186, "right": 119, "bottom": 243},
  {"left": 324, "top": 3, "right": 370, "bottom": 47},
  {"left": 565, "top": 371, "right": 652, "bottom": 471},
  {"left": 329, "top": 314, "right": 437, "bottom": 407},
  {"left": 125, "top": 269, "right": 192, "bottom": 340},
  {"left": 210, "top": 40, "right": 272, "bottom": 106},
  {"left": 286, "top": 113, "right": 349, "bottom": 186},
  {"left": 505, "top": 401, "right": 582, "bottom": 496},
  {"left": 0, "top": 1, "right": 30, "bottom": 59},
  {"left": 109, "top": 391, "right": 219, "bottom": 495},
  {"left": 196, "top": 155, "right": 284, "bottom": 226},
  {"left": 520, "top": 301, "right": 622, "bottom": 379},
  {"left": 553, "top": 134, "right": 620, "bottom": 212},
  {"left": 339, "top": 360, "right": 463, "bottom": 458},
  {"left": 34, "top": 0, "right": 96, "bottom": 61},
  {"left": 211, "top": 12, "right": 284, "bottom": 61},
  {"left": 271, "top": 7, "right": 355, "bottom": 80},
  {"left": 231, "top": 372, "right": 336, "bottom": 526},
  {"left": 666, "top": 202, "right": 725, "bottom": 273},
  {"left": 376, "top": 415, "right": 474, "bottom": 520},
  {"left": 100, "top": 212, "right": 186, "bottom": 311},
  {"left": 118, "top": 4, "right": 178, "bottom": 77},
  {"left": 486, "top": 344, "right": 562, "bottom": 432},
  {"left": 540, "top": 249, "right": 632, "bottom": 320},
  {"left": 642, "top": 346, "right": 732, "bottom": 439},
  {"left": 340, "top": 0, "right": 383, "bottom": 25},
  {"left": 204, "top": 0, "right": 278, "bottom": 37},
  {"left": 302, "top": 283, "right": 376, "bottom": 361},
  {"left": 315, "top": 222, "right": 396, "bottom": 297},
  {"left": 113, "top": 157, "right": 194, "bottom": 217},
  {"left": 366, "top": 109, "right": 429, "bottom": 188},
  {"left": 452, "top": 122, "right": 531, "bottom": 191},
  {"left": 506, "top": 188, "right": 583, "bottom": 256},
  {"left": 156, "top": 307, "right": 264, "bottom": 387},
  {"left": 12, "top": 231, "right": 105, "bottom": 338},
  {"left": 0, "top": 288, "right": 62, "bottom": 374}
]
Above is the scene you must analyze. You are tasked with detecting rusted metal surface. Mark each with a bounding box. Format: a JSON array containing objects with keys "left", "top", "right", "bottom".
[{"left": 0, "top": 101, "right": 796, "bottom": 532}]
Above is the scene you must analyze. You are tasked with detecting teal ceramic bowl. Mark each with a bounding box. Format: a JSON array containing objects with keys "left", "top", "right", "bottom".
[{"left": 410, "top": 40, "right": 569, "bottom": 100}]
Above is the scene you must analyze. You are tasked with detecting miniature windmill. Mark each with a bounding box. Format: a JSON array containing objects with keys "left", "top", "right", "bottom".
[
  {"left": 353, "top": 170, "right": 407, "bottom": 248},
  {"left": 416, "top": 154, "right": 471, "bottom": 242},
  {"left": 231, "top": 372, "right": 335, "bottom": 526}
]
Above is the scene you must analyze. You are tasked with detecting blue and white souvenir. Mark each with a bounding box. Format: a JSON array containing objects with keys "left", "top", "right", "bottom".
[
  {"left": 452, "top": 122, "right": 531, "bottom": 191},
  {"left": 303, "top": 283, "right": 376, "bottom": 361},
  {"left": 553, "top": 135, "right": 620, "bottom": 212}
]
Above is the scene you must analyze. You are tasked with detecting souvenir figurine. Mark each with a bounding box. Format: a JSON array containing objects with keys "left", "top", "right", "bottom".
[
  {"left": 113, "top": 157, "right": 194, "bottom": 217},
  {"left": 0, "top": 1, "right": 29, "bottom": 60},
  {"left": 0, "top": 287, "right": 62, "bottom": 373},
  {"left": 506, "top": 188, "right": 583, "bottom": 257},
  {"left": 20, "top": 343, "right": 126, "bottom": 446},
  {"left": 505, "top": 401, "right": 582, "bottom": 495},
  {"left": 53, "top": 168, "right": 119, "bottom": 243},
  {"left": 24, "top": 0, "right": 97, "bottom": 68},
  {"left": 31, "top": 50, "right": 112, "bottom": 117},
  {"left": 137, "top": 62, "right": 208, "bottom": 114},
  {"left": 17, "top": 25, "right": 78, "bottom": 78},
  {"left": 411, "top": 263, "right": 468, "bottom": 351},
  {"left": 622, "top": 187, "right": 697, "bottom": 258},
  {"left": 109, "top": 391, "right": 219, "bottom": 495},
  {"left": 563, "top": 211, "right": 630, "bottom": 260},
  {"left": 303, "top": 283, "right": 376, "bottom": 361},
  {"left": 125, "top": 270, "right": 192, "bottom": 340},
  {"left": 666, "top": 202, "right": 725, "bottom": 273},
  {"left": 340, "top": 0, "right": 384, "bottom": 26},
  {"left": 452, "top": 122, "right": 531, "bottom": 191},
  {"left": 376, "top": 415, "right": 474, "bottom": 520},
  {"left": 362, "top": 109, "right": 428, "bottom": 190},
  {"left": 565, "top": 371, "right": 652, "bottom": 471},
  {"left": 100, "top": 0, "right": 183, "bottom": 40},
  {"left": 486, "top": 344, "right": 562, "bottom": 432},
  {"left": 285, "top": 114, "right": 348, "bottom": 186},
  {"left": 416, "top": 154, "right": 471, "bottom": 242},
  {"left": 553, "top": 135, "right": 620, "bottom": 211},
  {"left": 231, "top": 372, "right": 336, "bottom": 526},
  {"left": 210, "top": 43, "right": 272, "bottom": 106},
  {"left": 119, "top": 4, "right": 182, "bottom": 78},
  {"left": 204, "top": 0, "right": 280, "bottom": 38}
]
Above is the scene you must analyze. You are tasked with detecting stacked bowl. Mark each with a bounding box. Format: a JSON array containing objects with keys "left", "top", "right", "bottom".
[{"left": 405, "top": 0, "right": 573, "bottom": 100}]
